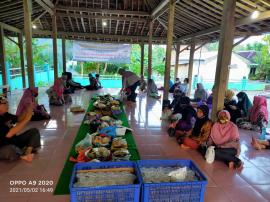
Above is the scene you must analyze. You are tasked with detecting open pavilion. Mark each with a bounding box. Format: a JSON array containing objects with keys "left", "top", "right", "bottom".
[{"left": 1, "top": 0, "right": 270, "bottom": 201}]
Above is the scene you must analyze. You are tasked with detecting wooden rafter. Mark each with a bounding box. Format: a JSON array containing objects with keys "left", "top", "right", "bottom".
[
  {"left": 56, "top": 12, "right": 148, "bottom": 22},
  {"left": 177, "top": 10, "right": 270, "bottom": 42},
  {"left": 34, "top": 0, "right": 54, "bottom": 15},
  {"left": 32, "top": 29, "right": 166, "bottom": 42},
  {"left": 56, "top": 6, "right": 150, "bottom": 16}
]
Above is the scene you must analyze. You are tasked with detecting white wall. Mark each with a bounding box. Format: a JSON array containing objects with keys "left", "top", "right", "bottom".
[{"left": 174, "top": 53, "right": 250, "bottom": 83}]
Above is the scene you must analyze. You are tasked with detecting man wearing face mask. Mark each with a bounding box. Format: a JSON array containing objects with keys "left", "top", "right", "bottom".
[
  {"left": 207, "top": 110, "right": 243, "bottom": 170},
  {"left": 16, "top": 87, "right": 50, "bottom": 121}
]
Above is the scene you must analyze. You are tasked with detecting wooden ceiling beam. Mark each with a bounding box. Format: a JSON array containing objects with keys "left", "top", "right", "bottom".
[
  {"left": 0, "top": 22, "right": 22, "bottom": 33},
  {"left": 177, "top": 10, "right": 270, "bottom": 42},
  {"left": 56, "top": 6, "right": 150, "bottom": 16},
  {"left": 151, "top": 0, "right": 179, "bottom": 19},
  {"left": 56, "top": 12, "right": 148, "bottom": 22},
  {"left": 32, "top": 29, "right": 166, "bottom": 42},
  {"left": 34, "top": 0, "right": 54, "bottom": 15},
  {"left": 177, "top": 2, "right": 220, "bottom": 24}
]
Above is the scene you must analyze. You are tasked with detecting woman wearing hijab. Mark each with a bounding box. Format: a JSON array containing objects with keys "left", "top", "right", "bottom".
[
  {"left": 238, "top": 96, "right": 268, "bottom": 131},
  {"left": 208, "top": 110, "right": 243, "bottom": 170},
  {"left": 224, "top": 89, "right": 238, "bottom": 122},
  {"left": 46, "top": 77, "right": 72, "bottom": 106},
  {"left": 228, "top": 92, "right": 252, "bottom": 124},
  {"left": 193, "top": 83, "right": 208, "bottom": 102},
  {"left": 180, "top": 105, "right": 212, "bottom": 149},
  {"left": 249, "top": 96, "right": 268, "bottom": 128},
  {"left": 147, "top": 79, "right": 161, "bottom": 99},
  {"left": 16, "top": 87, "right": 50, "bottom": 121},
  {"left": 169, "top": 97, "right": 196, "bottom": 138}
]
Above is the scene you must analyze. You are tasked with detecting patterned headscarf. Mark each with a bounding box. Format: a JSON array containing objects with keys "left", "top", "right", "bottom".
[
  {"left": 0, "top": 94, "right": 7, "bottom": 104},
  {"left": 225, "top": 89, "right": 235, "bottom": 101}
]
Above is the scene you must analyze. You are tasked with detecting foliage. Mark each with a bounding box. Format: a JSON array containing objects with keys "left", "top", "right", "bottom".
[{"left": 4, "top": 37, "right": 50, "bottom": 69}]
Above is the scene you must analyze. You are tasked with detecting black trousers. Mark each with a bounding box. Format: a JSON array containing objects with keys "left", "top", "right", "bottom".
[
  {"left": 0, "top": 128, "right": 41, "bottom": 161},
  {"left": 214, "top": 148, "right": 241, "bottom": 165},
  {"left": 127, "top": 81, "right": 140, "bottom": 102}
]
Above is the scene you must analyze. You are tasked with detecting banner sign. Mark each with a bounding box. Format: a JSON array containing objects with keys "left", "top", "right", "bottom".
[{"left": 73, "top": 41, "right": 131, "bottom": 63}]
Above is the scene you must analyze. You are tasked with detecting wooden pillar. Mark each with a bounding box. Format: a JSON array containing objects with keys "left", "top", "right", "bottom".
[
  {"left": 148, "top": 21, "right": 153, "bottom": 80},
  {"left": 18, "top": 33, "right": 26, "bottom": 88},
  {"left": 52, "top": 13, "right": 58, "bottom": 80},
  {"left": 187, "top": 39, "right": 195, "bottom": 96},
  {"left": 174, "top": 43, "right": 180, "bottom": 81},
  {"left": 140, "top": 43, "right": 144, "bottom": 77},
  {"left": 211, "top": 0, "right": 236, "bottom": 120},
  {"left": 0, "top": 26, "right": 7, "bottom": 85},
  {"left": 62, "top": 36, "right": 66, "bottom": 73},
  {"left": 163, "top": 0, "right": 176, "bottom": 100},
  {"left": 23, "top": 0, "right": 34, "bottom": 87}
]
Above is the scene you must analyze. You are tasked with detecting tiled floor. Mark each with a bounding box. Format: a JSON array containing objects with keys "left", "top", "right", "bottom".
[{"left": 1, "top": 88, "right": 270, "bottom": 202}]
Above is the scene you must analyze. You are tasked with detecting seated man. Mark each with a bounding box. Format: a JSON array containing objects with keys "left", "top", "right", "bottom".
[{"left": 0, "top": 95, "right": 41, "bottom": 162}]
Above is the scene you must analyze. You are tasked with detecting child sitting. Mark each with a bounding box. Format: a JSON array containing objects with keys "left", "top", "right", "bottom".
[{"left": 168, "top": 97, "right": 196, "bottom": 138}]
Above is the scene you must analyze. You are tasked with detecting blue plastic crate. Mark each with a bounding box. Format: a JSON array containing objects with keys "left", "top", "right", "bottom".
[
  {"left": 137, "top": 159, "right": 207, "bottom": 202},
  {"left": 69, "top": 161, "right": 141, "bottom": 202}
]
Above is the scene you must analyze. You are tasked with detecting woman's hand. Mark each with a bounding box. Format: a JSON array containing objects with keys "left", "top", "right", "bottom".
[{"left": 229, "top": 105, "right": 237, "bottom": 110}]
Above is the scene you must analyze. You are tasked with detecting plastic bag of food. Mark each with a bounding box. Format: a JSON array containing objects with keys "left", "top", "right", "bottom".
[{"left": 75, "top": 133, "right": 96, "bottom": 153}]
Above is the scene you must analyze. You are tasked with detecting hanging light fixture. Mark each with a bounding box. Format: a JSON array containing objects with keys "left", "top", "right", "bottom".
[
  {"left": 32, "top": 24, "right": 37, "bottom": 29},
  {"left": 102, "top": 20, "right": 107, "bottom": 27},
  {"left": 251, "top": 10, "right": 260, "bottom": 19}
]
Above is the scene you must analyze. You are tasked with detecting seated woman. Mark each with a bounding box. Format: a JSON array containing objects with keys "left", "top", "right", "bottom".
[
  {"left": 208, "top": 110, "right": 243, "bottom": 170},
  {"left": 228, "top": 92, "right": 252, "bottom": 124},
  {"left": 147, "top": 79, "right": 161, "bottom": 99},
  {"left": 168, "top": 96, "right": 196, "bottom": 138},
  {"left": 0, "top": 95, "right": 41, "bottom": 162},
  {"left": 237, "top": 96, "right": 268, "bottom": 131},
  {"left": 16, "top": 87, "right": 50, "bottom": 121},
  {"left": 46, "top": 77, "right": 72, "bottom": 106},
  {"left": 224, "top": 89, "right": 238, "bottom": 123},
  {"left": 63, "top": 72, "right": 84, "bottom": 90},
  {"left": 193, "top": 83, "right": 208, "bottom": 102},
  {"left": 180, "top": 105, "right": 212, "bottom": 149},
  {"left": 85, "top": 73, "right": 99, "bottom": 90},
  {"left": 61, "top": 73, "right": 75, "bottom": 94}
]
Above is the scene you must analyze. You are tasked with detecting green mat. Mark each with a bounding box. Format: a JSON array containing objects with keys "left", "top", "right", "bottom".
[{"left": 54, "top": 99, "right": 140, "bottom": 195}]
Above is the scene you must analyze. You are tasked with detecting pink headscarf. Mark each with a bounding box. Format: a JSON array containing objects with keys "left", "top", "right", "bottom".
[
  {"left": 16, "top": 87, "right": 38, "bottom": 115},
  {"left": 250, "top": 96, "right": 268, "bottom": 123},
  {"left": 210, "top": 110, "right": 239, "bottom": 145},
  {"left": 52, "top": 78, "right": 64, "bottom": 98}
]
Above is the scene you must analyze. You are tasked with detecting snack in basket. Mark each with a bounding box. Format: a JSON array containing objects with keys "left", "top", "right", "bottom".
[
  {"left": 111, "top": 138, "right": 128, "bottom": 151},
  {"left": 70, "top": 106, "right": 85, "bottom": 113},
  {"left": 112, "top": 149, "right": 130, "bottom": 161},
  {"left": 93, "top": 134, "right": 111, "bottom": 147},
  {"left": 74, "top": 170, "right": 136, "bottom": 187},
  {"left": 140, "top": 166, "right": 198, "bottom": 183},
  {"left": 111, "top": 100, "right": 120, "bottom": 105}
]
